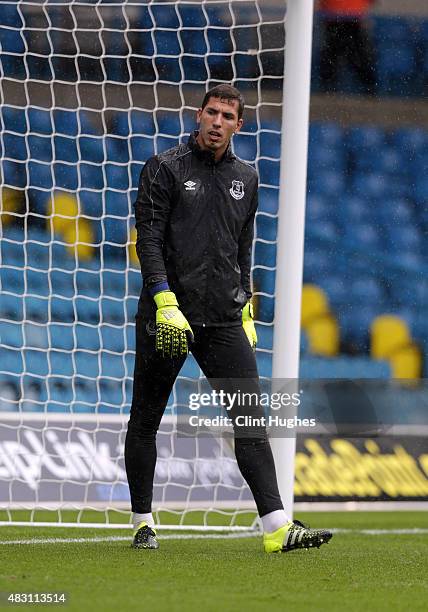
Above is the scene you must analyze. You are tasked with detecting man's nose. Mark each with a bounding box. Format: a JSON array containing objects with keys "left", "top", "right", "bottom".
[{"left": 212, "top": 114, "right": 222, "bottom": 127}]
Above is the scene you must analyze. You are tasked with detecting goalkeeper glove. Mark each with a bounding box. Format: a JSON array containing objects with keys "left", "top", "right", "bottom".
[
  {"left": 242, "top": 302, "right": 257, "bottom": 350},
  {"left": 154, "top": 290, "right": 194, "bottom": 358}
]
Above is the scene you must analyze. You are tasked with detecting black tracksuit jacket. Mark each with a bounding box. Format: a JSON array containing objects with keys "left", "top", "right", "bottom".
[{"left": 134, "top": 131, "right": 258, "bottom": 326}]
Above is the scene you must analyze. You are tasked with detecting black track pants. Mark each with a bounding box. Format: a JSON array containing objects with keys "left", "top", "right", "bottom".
[{"left": 125, "top": 318, "right": 284, "bottom": 517}]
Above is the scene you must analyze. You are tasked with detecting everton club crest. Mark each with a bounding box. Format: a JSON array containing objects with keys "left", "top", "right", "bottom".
[{"left": 229, "top": 180, "right": 245, "bottom": 200}]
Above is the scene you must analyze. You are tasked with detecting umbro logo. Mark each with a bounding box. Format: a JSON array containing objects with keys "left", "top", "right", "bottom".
[{"left": 184, "top": 180, "right": 196, "bottom": 191}]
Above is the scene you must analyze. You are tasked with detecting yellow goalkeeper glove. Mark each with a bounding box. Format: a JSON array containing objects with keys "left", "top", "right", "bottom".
[
  {"left": 242, "top": 302, "right": 257, "bottom": 350},
  {"left": 154, "top": 290, "right": 194, "bottom": 357}
]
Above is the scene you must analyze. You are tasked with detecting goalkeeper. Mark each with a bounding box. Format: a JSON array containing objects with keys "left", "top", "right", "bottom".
[{"left": 125, "top": 84, "right": 332, "bottom": 553}]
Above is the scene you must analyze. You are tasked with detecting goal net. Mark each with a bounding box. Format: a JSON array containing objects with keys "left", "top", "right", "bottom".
[{"left": 0, "top": 0, "right": 287, "bottom": 530}]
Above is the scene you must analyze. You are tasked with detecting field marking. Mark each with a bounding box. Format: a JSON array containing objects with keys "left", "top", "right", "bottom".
[{"left": 1, "top": 528, "right": 428, "bottom": 545}]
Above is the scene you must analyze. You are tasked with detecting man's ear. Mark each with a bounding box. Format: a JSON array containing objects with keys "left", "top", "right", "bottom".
[
  {"left": 234, "top": 118, "right": 243, "bottom": 134},
  {"left": 196, "top": 108, "right": 202, "bottom": 124}
]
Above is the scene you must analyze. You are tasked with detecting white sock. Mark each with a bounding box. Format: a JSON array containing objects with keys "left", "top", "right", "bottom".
[
  {"left": 261, "top": 510, "right": 290, "bottom": 533},
  {"left": 132, "top": 512, "right": 155, "bottom": 531}
]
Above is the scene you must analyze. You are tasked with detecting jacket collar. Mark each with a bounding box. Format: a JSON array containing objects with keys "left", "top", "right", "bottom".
[{"left": 188, "top": 131, "right": 236, "bottom": 164}]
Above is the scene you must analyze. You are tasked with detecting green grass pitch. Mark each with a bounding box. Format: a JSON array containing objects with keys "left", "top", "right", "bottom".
[{"left": 0, "top": 511, "right": 427, "bottom": 611}]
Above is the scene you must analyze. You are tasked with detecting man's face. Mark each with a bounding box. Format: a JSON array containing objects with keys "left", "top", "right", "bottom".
[{"left": 196, "top": 97, "right": 243, "bottom": 160}]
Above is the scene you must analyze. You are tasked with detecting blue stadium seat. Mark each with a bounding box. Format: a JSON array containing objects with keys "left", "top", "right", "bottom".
[
  {"left": 80, "top": 163, "right": 104, "bottom": 190},
  {"left": 25, "top": 349, "right": 49, "bottom": 376},
  {"left": 3, "top": 133, "right": 27, "bottom": 161},
  {"left": 350, "top": 277, "right": 385, "bottom": 305},
  {"left": 101, "top": 325, "right": 125, "bottom": 352},
  {"left": 259, "top": 130, "right": 281, "bottom": 160},
  {"left": 24, "top": 297, "right": 49, "bottom": 323},
  {"left": 309, "top": 122, "right": 344, "bottom": 149},
  {"left": 130, "top": 111, "right": 156, "bottom": 136},
  {"left": 1, "top": 349, "right": 23, "bottom": 375},
  {"left": 105, "top": 166, "right": 130, "bottom": 192},
  {"left": 1, "top": 321, "right": 23, "bottom": 348},
  {"left": 75, "top": 297, "right": 100, "bottom": 324},
  {"left": 256, "top": 213, "right": 277, "bottom": 242},
  {"left": 27, "top": 270, "right": 50, "bottom": 296},
  {"left": 347, "top": 125, "right": 386, "bottom": 151},
  {"left": 53, "top": 110, "right": 78, "bottom": 136},
  {"left": 386, "top": 225, "right": 421, "bottom": 252},
  {"left": 182, "top": 52, "right": 208, "bottom": 82},
  {"left": 28, "top": 161, "right": 53, "bottom": 190},
  {"left": 258, "top": 187, "right": 278, "bottom": 214},
  {"left": 0, "top": 294, "right": 23, "bottom": 321},
  {"left": 351, "top": 172, "right": 390, "bottom": 200},
  {"left": 258, "top": 159, "right": 280, "bottom": 186},
  {"left": 49, "top": 351, "right": 74, "bottom": 377},
  {"left": 178, "top": 4, "right": 207, "bottom": 27},
  {"left": 377, "top": 45, "right": 416, "bottom": 96},
  {"left": 75, "top": 324, "right": 101, "bottom": 351},
  {"left": 2, "top": 160, "right": 26, "bottom": 188},
  {"left": 79, "top": 190, "right": 103, "bottom": 219},
  {"left": 254, "top": 241, "right": 276, "bottom": 268},
  {"left": 101, "top": 298, "right": 125, "bottom": 324},
  {"left": 53, "top": 163, "right": 79, "bottom": 191},
  {"left": 49, "top": 324, "right": 74, "bottom": 351},
  {"left": 105, "top": 136, "right": 129, "bottom": 164},
  {"left": 100, "top": 352, "right": 126, "bottom": 379},
  {"left": 317, "top": 275, "right": 349, "bottom": 307},
  {"left": 233, "top": 134, "right": 257, "bottom": 162},
  {"left": 28, "top": 134, "right": 53, "bottom": 163},
  {"left": 309, "top": 170, "right": 345, "bottom": 197},
  {"left": 50, "top": 297, "right": 74, "bottom": 323},
  {"left": 50, "top": 270, "right": 75, "bottom": 298},
  {"left": 0, "top": 27, "right": 24, "bottom": 53},
  {"left": 1, "top": 106, "right": 27, "bottom": 134},
  {"left": 79, "top": 111, "right": 102, "bottom": 136},
  {"left": 156, "top": 136, "right": 179, "bottom": 154},
  {"left": 74, "top": 351, "right": 100, "bottom": 379},
  {"left": 54, "top": 135, "right": 79, "bottom": 163},
  {"left": 1, "top": 267, "right": 25, "bottom": 294},
  {"left": 130, "top": 136, "right": 154, "bottom": 162},
  {"left": 78, "top": 136, "right": 104, "bottom": 163},
  {"left": 28, "top": 108, "right": 53, "bottom": 135},
  {"left": 101, "top": 270, "right": 127, "bottom": 297}
]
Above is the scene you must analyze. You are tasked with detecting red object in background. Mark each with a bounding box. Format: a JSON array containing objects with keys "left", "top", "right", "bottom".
[{"left": 319, "top": 0, "right": 375, "bottom": 17}]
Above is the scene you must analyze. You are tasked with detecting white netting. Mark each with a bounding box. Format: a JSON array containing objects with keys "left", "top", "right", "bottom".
[{"left": 0, "top": 0, "right": 286, "bottom": 528}]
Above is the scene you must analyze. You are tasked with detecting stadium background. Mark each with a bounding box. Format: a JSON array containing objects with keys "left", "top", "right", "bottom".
[{"left": 0, "top": 0, "right": 427, "bottom": 507}]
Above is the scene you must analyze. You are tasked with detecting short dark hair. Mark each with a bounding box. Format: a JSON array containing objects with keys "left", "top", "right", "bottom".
[{"left": 201, "top": 84, "right": 245, "bottom": 120}]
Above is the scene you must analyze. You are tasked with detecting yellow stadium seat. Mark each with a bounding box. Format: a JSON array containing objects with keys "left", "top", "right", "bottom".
[
  {"left": 63, "top": 219, "right": 94, "bottom": 261},
  {"left": 48, "top": 192, "right": 79, "bottom": 233},
  {"left": 370, "top": 314, "right": 411, "bottom": 359},
  {"left": 301, "top": 284, "right": 329, "bottom": 328},
  {"left": 1, "top": 187, "right": 22, "bottom": 225},
  {"left": 305, "top": 313, "right": 340, "bottom": 357},
  {"left": 128, "top": 227, "right": 139, "bottom": 267},
  {"left": 389, "top": 343, "right": 422, "bottom": 379}
]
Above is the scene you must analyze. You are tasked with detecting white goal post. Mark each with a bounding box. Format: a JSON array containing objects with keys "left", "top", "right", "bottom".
[{"left": 0, "top": 0, "right": 313, "bottom": 529}]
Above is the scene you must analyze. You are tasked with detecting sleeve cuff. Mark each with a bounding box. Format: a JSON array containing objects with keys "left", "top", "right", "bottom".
[{"left": 148, "top": 281, "right": 170, "bottom": 297}]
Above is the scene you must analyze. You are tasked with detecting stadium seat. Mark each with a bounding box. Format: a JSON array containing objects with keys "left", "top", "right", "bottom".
[
  {"left": 75, "top": 324, "right": 101, "bottom": 352},
  {"left": 301, "top": 285, "right": 330, "bottom": 328},
  {"left": 3, "top": 133, "right": 27, "bottom": 161},
  {"left": 78, "top": 136, "right": 105, "bottom": 163},
  {"left": 49, "top": 324, "right": 74, "bottom": 351},
  {"left": 79, "top": 164, "right": 104, "bottom": 192},
  {"left": 371, "top": 315, "right": 411, "bottom": 360},
  {"left": 130, "top": 136, "right": 155, "bottom": 162},
  {"left": 28, "top": 134, "right": 53, "bottom": 163},
  {"left": 53, "top": 110, "right": 78, "bottom": 137},
  {"left": 305, "top": 314, "right": 339, "bottom": 357},
  {"left": 54, "top": 135, "right": 79, "bottom": 163},
  {"left": 28, "top": 108, "right": 53, "bottom": 135},
  {"left": 1, "top": 321, "right": 23, "bottom": 348},
  {"left": 28, "top": 161, "right": 53, "bottom": 190},
  {"left": 1, "top": 349, "right": 23, "bottom": 375}
]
